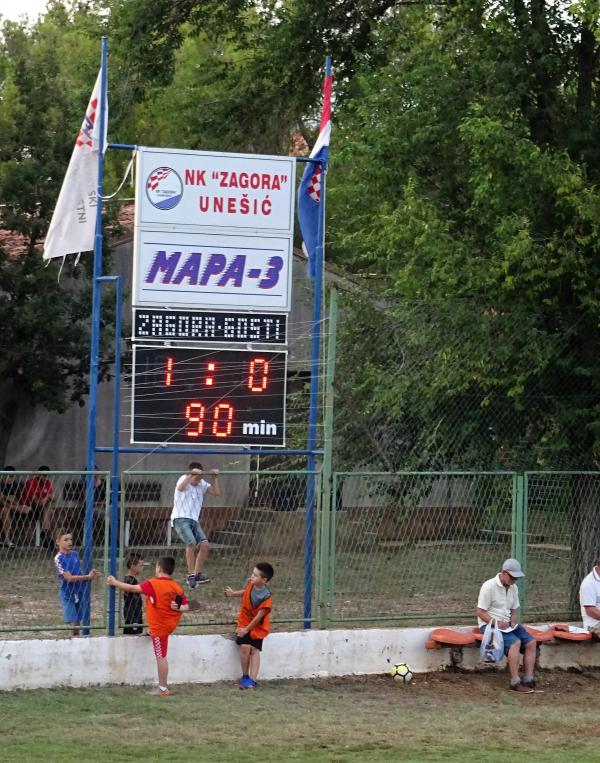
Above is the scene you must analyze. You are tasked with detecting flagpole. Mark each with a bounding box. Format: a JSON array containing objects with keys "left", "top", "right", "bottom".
[
  {"left": 83, "top": 35, "right": 108, "bottom": 635},
  {"left": 304, "top": 55, "right": 332, "bottom": 629}
]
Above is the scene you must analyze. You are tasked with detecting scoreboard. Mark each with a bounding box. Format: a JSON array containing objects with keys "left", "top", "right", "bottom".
[
  {"left": 131, "top": 346, "right": 286, "bottom": 446},
  {"left": 131, "top": 147, "right": 294, "bottom": 448}
]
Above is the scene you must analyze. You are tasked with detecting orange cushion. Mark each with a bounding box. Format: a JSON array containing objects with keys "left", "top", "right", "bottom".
[
  {"left": 524, "top": 626, "right": 555, "bottom": 643},
  {"left": 430, "top": 628, "right": 477, "bottom": 646}
]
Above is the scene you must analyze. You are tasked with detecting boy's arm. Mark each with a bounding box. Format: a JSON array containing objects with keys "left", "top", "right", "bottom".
[
  {"left": 236, "top": 607, "right": 268, "bottom": 636},
  {"left": 107, "top": 575, "right": 143, "bottom": 593},
  {"left": 177, "top": 468, "right": 202, "bottom": 492},
  {"left": 224, "top": 586, "right": 244, "bottom": 597},
  {"left": 207, "top": 469, "right": 221, "bottom": 496},
  {"left": 62, "top": 569, "right": 100, "bottom": 583}
]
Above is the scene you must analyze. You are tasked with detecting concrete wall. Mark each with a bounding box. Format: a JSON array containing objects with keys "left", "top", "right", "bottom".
[{"left": 2, "top": 626, "right": 600, "bottom": 691}]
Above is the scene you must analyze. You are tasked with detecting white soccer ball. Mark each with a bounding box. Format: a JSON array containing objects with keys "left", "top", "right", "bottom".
[{"left": 390, "top": 662, "right": 413, "bottom": 683}]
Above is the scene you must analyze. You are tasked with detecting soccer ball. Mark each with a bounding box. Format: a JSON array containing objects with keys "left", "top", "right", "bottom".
[{"left": 390, "top": 662, "right": 413, "bottom": 683}]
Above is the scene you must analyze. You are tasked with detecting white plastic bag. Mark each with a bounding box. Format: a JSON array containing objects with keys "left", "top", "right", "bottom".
[{"left": 480, "top": 619, "right": 504, "bottom": 663}]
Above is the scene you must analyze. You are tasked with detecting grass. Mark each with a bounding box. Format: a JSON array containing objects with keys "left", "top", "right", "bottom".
[{"left": 2, "top": 670, "right": 600, "bottom": 762}]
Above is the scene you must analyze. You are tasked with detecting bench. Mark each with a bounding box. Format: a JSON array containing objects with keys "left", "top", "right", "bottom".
[{"left": 426, "top": 624, "right": 596, "bottom": 651}]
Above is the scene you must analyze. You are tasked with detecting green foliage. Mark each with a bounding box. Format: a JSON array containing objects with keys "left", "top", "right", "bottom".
[
  {"left": 0, "top": 4, "right": 115, "bottom": 462},
  {"left": 329, "top": 1, "right": 600, "bottom": 470}
]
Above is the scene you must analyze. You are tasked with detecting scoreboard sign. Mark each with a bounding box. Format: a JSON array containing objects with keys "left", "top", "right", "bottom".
[
  {"left": 136, "top": 147, "right": 296, "bottom": 234},
  {"left": 133, "top": 229, "right": 292, "bottom": 310},
  {"left": 134, "top": 309, "right": 287, "bottom": 344},
  {"left": 132, "top": 346, "right": 286, "bottom": 446}
]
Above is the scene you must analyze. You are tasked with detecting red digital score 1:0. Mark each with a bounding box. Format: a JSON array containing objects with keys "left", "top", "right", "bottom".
[
  {"left": 133, "top": 346, "right": 286, "bottom": 447},
  {"left": 165, "top": 356, "right": 271, "bottom": 439}
]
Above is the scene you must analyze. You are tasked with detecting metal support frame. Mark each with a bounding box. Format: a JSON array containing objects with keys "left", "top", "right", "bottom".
[{"left": 85, "top": 45, "right": 330, "bottom": 634}]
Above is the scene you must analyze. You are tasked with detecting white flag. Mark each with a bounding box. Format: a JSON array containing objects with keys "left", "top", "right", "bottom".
[{"left": 43, "top": 70, "right": 107, "bottom": 260}]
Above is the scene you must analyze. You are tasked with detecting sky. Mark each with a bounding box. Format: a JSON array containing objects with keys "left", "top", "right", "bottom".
[{"left": 0, "top": 0, "right": 49, "bottom": 23}]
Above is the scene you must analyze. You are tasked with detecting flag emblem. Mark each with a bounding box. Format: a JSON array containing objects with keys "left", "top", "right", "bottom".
[
  {"left": 306, "top": 166, "right": 322, "bottom": 203},
  {"left": 145, "top": 167, "right": 183, "bottom": 210},
  {"left": 297, "top": 60, "right": 333, "bottom": 277}
]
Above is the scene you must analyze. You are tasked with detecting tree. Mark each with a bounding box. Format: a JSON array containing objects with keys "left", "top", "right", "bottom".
[
  {"left": 328, "top": 0, "right": 600, "bottom": 472},
  {"left": 0, "top": 4, "right": 115, "bottom": 465}
]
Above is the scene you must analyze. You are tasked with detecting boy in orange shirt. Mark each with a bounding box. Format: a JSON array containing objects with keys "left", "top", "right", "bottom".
[
  {"left": 224, "top": 562, "right": 274, "bottom": 690},
  {"left": 108, "top": 555, "right": 188, "bottom": 696}
]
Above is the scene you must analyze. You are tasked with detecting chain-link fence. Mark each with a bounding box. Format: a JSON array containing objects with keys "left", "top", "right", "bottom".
[
  {"left": 327, "top": 472, "right": 515, "bottom": 624},
  {"left": 333, "top": 293, "right": 600, "bottom": 474},
  {"left": 116, "top": 470, "right": 319, "bottom": 633},
  {"left": 2, "top": 467, "right": 598, "bottom": 637},
  {"left": 0, "top": 471, "right": 109, "bottom": 636}
]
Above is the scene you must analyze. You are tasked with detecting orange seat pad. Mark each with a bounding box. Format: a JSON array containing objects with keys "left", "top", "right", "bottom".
[
  {"left": 553, "top": 624, "right": 592, "bottom": 641},
  {"left": 430, "top": 628, "right": 477, "bottom": 646}
]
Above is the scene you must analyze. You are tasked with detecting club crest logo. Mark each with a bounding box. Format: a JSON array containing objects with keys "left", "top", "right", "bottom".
[{"left": 146, "top": 167, "right": 183, "bottom": 210}]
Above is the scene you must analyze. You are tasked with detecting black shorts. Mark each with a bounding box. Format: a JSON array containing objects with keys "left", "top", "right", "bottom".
[{"left": 236, "top": 633, "right": 263, "bottom": 651}]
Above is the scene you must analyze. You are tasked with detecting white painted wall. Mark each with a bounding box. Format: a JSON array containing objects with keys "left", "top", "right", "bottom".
[{"left": 1, "top": 626, "right": 599, "bottom": 691}]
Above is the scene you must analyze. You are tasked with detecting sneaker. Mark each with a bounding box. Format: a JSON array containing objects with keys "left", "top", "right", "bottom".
[
  {"left": 246, "top": 679, "right": 257, "bottom": 689},
  {"left": 148, "top": 687, "right": 171, "bottom": 697},
  {"left": 522, "top": 679, "right": 536, "bottom": 689},
  {"left": 195, "top": 572, "right": 211, "bottom": 585},
  {"left": 239, "top": 675, "right": 253, "bottom": 690},
  {"left": 510, "top": 683, "right": 534, "bottom": 693},
  {"left": 187, "top": 574, "right": 198, "bottom": 590}
]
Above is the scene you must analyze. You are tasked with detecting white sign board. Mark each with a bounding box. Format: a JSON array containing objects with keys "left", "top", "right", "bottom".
[
  {"left": 136, "top": 147, "right": 296, "bottom": 234},
  {"left": 133, "top": 229, "right": 292, "bottom": 310}
]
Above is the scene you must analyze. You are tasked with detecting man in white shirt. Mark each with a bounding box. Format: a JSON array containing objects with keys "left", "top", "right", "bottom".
[
  {"left": 171, "top": 462, "right": 220, "bottom": 589},
  {"left": 476, "top": 558, "right": 536, "bottom": 693},
  {"left": 579, "top": 560, "right": 600, "bottom": 633}
]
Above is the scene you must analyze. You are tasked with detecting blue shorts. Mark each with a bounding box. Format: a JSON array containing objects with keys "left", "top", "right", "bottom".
[
  {"left": 480, "top": 623, "right": 534, "bottom": 656},
  {"left": 173, "top": 517, "right": 208, "bottom": 545},
  {"left": 60, "top": 590, "right": 84, "bottom": 623}
]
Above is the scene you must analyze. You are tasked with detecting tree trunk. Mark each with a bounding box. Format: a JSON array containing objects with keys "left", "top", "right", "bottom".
[{"left": 0, "top": 378, "right": 19, "bottom": 468}]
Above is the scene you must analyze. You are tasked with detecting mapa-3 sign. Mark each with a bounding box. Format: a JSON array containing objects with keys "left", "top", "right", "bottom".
[{"left": 133, "top": 229, "right": 292, "bottom": 310}]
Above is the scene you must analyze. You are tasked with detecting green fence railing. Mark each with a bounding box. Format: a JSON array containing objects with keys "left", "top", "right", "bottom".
[{"left": 1, "top": 468, "right": 598, "bottom": 637}]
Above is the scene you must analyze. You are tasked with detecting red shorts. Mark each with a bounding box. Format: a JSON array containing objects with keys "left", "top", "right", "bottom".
[{"left": 151, "top": 635, "right": 169, "bottom": 659}]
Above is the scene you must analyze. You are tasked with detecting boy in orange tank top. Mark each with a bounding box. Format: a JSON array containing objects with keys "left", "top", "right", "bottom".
[
  {"left": 224, "top": 562, "right": 274, "bottom": 690},
  {"left": 108, "top": 555, "right": 188, "bottom": 696}
]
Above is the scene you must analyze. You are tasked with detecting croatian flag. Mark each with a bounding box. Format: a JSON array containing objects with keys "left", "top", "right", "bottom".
[
  {"left": 298, "top": 58, "right": 332, "bottom": 278},
  {"left": 43, "top": 69, "right": 107, "bottom": 260}
]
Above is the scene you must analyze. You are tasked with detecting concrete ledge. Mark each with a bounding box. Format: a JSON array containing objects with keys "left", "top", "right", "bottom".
[{"left": 0, "top": 626, "right": 598, "bottom": 691}]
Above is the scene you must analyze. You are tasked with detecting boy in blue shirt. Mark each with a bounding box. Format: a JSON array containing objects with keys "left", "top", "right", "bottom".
[{"left": 53, "top": 528, "right": 100, "bottom": 636}]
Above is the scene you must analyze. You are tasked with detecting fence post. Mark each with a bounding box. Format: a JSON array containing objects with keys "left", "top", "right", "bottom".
[
  {"left": 318, "top": 288, "right": 338, "bottom": 628},
  {"left": 512, "top": 473, "right": 528, "bottom": 615}
]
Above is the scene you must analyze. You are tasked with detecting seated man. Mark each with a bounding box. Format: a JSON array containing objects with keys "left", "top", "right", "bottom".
[
  {"left": 22, "top": 466, "right": 55, "bottom": 548},
  {"left": 579, "top": 559, "right": 600, "bottom": 634},
  {"left": 477, "top": 558, "right": 536, "bottom": 693},
  {"left": 0, "top": 466, "right": 29, "bottom": 547}
]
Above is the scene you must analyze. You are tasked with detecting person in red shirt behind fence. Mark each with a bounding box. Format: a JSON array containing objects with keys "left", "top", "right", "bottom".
[{"left": 22, "top": 466, "right": 55, "bottom": 548}]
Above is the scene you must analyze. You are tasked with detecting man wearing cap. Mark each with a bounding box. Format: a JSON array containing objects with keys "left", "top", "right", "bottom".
[
  {"left": 579, "top": 560, "right": 600, "bottom": 634},
  {"left": 476, "top": 558, "right": 536, "bottom": 693}
]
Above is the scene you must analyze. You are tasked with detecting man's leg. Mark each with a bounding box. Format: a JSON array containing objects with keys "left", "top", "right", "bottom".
[
  {"left": 0, "top": 501, "right": 12, "bottom": 543},
  {"left": 521, "top": 639, "right": 537, "bottom": 685},
  {"left": 194, "top": 540, "right": 209, "bottom": 575},
  {"left": 248, "top": 646, "right": 261, "bottom": 682},
  {"left": 506, "top": 641, "right": 521, "bottom": 683},
  {"left": 185, "top": 543, "right": 197, "bottom": 574}
]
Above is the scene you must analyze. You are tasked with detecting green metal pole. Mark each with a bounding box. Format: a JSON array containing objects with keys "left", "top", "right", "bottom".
[
  {"left": 512, "top": 473, "right": 527, "bottom": 616},
  {"left": 318, "top": 287, "right": 338, "bottom": 628}
]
